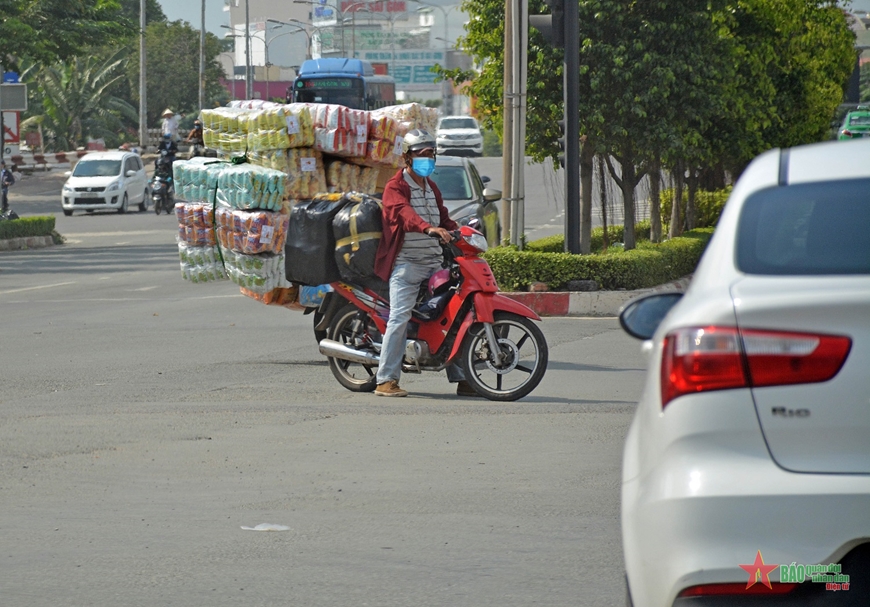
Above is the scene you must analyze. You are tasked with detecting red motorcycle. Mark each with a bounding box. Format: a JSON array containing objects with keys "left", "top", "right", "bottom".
[{"left": 317, "top": 225, "right": 548, "bottom": 401}]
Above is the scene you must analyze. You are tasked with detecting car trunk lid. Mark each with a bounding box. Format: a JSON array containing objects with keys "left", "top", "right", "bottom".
[{"left": 731, "top": 277, "right": 870, "bottom": 474}]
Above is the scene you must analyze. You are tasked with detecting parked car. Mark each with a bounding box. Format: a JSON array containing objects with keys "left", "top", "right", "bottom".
[
  {"left": 617, "top": 137, "right": 870, "bottom": 606},
  {"left": 61, "top": 151, "right": 150, "bottom": 216},
  {"left": 436, "top": 115, "right": 484, "bottom": 157},
  {"left": 837, "top": 107, "right": 870, "bottom": 140},
  {"left": 431, "top": 155, "right": 501, "bottom": 247}
]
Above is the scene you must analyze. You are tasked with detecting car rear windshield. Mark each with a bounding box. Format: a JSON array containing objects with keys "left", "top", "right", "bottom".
[
  {"left": 73, "top": 160, "right": 122, "bottom": 177},
  {"left": 848, "top": 114, "right": 870, "bottom": 126},
  {"left": 736, "top": 178, "right": 870, "bottom": 275},
  {"left": 431, "top": 166, "right": 473, "bottom": 200},
  {"left": 439, "top": 118, "right": 478, "bottom": 130}
]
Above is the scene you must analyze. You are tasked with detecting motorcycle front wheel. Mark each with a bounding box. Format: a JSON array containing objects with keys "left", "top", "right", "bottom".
[
  {"left": 326, "top": 304, "right": 380, "bottom": 392},
  {"left": 458, "top": 312, "right": 548, "bottom": 401}
]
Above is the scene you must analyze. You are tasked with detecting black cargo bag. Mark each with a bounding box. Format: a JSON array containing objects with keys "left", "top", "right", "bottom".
[
  {"left": 333, "top": 193, "right": 384, "bottom": 284},
  {"left": 285, "top": 194, "right": 350, "bottom": 286}
]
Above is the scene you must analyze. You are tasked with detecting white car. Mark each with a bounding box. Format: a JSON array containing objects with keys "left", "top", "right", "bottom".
[
  {"left": 618, "top": 138, "right": 870, "bottom": 606},
  {"left": 436, "top": 115, "right": 484, "bottom": 157},
  {"left": 61, "top": 151, "right": 150, "bottom": 216}
]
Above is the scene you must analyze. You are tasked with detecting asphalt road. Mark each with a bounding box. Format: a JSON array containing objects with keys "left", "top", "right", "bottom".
[{"left": 0, "top": 203, "right": 647, "bottom": 606}]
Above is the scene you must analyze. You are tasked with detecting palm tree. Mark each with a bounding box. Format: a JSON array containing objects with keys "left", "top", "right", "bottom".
[{"left": 21, "top": 49, "right": 138, "bottom": 151}]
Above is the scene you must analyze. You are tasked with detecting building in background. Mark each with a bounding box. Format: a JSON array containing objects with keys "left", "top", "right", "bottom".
[{"left": 220, "top": 0, "right": 471, "bottom": 112}]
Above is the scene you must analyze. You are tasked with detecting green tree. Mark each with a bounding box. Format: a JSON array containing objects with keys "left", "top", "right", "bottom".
[
  {"left": 20, "top": 50, "right": 138, "bottom": 151},
  {"left": 0, "top": 0, "right": 131, "bottom": 69},
  {"left": 126, "top": 21, "right": 228, "bottom": 126}
]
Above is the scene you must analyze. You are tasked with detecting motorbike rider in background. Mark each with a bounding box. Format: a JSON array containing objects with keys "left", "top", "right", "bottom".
[
  {"left": 156, "top": 133, "right": 178, "bottom": 166},
  {"left": 371, "top": 129, "right": 477, "bottom": 398},
  {"left": 185, "top": 119, "right": 205, "bottom": 159}
]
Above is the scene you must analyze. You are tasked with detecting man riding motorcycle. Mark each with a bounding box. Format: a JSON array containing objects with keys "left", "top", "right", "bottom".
[{"left": 185, "top": 119, "right": 205, "bottom": 159}]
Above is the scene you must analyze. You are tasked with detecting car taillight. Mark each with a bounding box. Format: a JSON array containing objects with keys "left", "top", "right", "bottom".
[
  {"left": 661, "top": 326, "right": 851, "bottom": 408},
  {"left": 678, "top": 582, "right": 798, "bottom": 597},
  {"left": 843, "top": 129, "right": 853, "bottom": 137}
]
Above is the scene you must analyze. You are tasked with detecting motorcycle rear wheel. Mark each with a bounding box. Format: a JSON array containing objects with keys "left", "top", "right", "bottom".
[
  {"left": 326, "top": 304, "right": 380, "bottom": 392},
  {"left": 458, "top": 312, "right": 548, "bottom": 401}
]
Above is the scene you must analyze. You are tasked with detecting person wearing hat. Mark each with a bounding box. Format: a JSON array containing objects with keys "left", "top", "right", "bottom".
[
  {"left": 1, "top": 160, "right": 15, "bottom": 213},
  {"left": 371, "top": 128, "right": 476, "bottom": 398},
  {"left": 161, "top": 108, "right": 179, "bottom": 142}
]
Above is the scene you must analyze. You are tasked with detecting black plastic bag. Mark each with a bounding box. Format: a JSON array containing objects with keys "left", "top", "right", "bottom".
[
  {"left": 332, "top": 193, "right": 383, "bottom": 283},
  {"left": 285, "top": 194, "right": 350, "bottom": 286}
]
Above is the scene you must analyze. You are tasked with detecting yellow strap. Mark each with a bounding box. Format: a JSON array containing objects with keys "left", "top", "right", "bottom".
[{"left": 336, "top": 231, "right": 382, "bottom": 250}]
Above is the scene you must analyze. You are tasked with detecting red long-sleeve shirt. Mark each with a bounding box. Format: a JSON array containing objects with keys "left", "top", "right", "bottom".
[{"left": 373, "top": 169, "right": 458, "bottom": 281}]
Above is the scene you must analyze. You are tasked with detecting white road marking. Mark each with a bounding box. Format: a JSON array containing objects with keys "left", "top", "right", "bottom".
[{"left": 0, "top": 281, "right": 77, "bottom": 294}]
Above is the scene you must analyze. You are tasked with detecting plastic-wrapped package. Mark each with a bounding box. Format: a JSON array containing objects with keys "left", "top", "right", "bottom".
[
  {"left": 298, "top": 283, "right": 333, "bottom": 308},
  {"left": 214, "top": 208, "right": 290, "bottom": 255},
  {"left": 324, "top": 160, "right": 379, "bottom": 195},
  {"left": 221, "top": 247, "right": 293, "bottom": 294},
  {"left": 305, "top": 103, "right": 368, "bottom": 158},
  {"left": 244, "top": 104, "right": 315, "bottom": 151},
  {"left": 213, "top": 163, "right": 287, "bottom": 212},
  {"left": 178, "top": 241, "right": 228, "bottom": 283},
  {"left": 239, "top": 286, "right": 300, "bottom": 307},
  {"left": 284, "top": 149, "right": 328, "bottom": 200},
  {"left": 173, "top": 157, "right": 224, "bottom": 203}
]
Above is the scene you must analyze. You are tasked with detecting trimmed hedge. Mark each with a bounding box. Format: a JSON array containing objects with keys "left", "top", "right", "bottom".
[
  {"left": 525, "top": 220, "right": 653, "bottom": 254},
  {"left": 0, "top": 216, "right": 56, "bottom": 240},
  {"left": 483, "top": 228, "right": 713, "bottom": 292}
]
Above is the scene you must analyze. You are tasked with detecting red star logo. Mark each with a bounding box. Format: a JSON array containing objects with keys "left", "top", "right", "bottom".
[{"left": 739, "top": 550, "right": 779, "bottom": 589}]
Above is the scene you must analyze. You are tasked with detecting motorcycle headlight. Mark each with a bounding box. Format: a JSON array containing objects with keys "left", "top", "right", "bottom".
[
  {"left": 463, "top": 232, "right": 488, "bottom": 253},
  {"left": 106, "top": 182, "right": 120, "bottom": 191}
]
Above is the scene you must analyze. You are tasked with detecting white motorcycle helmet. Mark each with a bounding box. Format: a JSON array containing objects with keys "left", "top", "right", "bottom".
[{"left": 401, "top": 129, "right": 436, "bottom": 155}]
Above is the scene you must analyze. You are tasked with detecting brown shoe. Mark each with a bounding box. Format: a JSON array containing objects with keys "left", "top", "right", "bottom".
[
  {"left": 375, "top": 380, "right": 408, "bottom": 397},
  {"left": 456, "top": 380, "right": 481, "bottom": 397}
]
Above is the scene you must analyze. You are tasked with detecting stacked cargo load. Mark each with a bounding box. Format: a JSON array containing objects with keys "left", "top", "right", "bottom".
[
  {"left": 181, "top": 100, "right": 441, "bottom": 310},
  {"left": 173, "top": 158, "right": 296, "bottom": 306}
]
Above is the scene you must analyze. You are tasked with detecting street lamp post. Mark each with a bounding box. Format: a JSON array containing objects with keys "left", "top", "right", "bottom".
[
  {"left": 219, "top": 52, "right": 238, "bottom": 101},
  {"left": 414, "top": 2, "right": 459, "bottom": 113},
  {"left": 293, "top": 0, "right": 347, "bottom": 55},
  {"left": 266, "top": 19, "right": 313, "bottom": 61}
]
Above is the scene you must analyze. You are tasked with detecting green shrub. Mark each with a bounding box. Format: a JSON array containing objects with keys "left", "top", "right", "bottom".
[
  {"left": 524, "top": 220, "right": 652, "bottom": 254},
  {"left": 482, "top": 130, "right": 503, "bottom": 157},
  {"left": 483, "top": 228, "right": 713, "bottom": 291},
  {"left": 661, "top": 187, "right": 731, "bottom": 228},
  {"left": 0, "top": 216, "right": 56, "bottom": 240}
]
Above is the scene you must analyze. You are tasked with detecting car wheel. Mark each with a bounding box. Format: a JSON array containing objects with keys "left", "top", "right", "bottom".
[
  {"left": 138, "top": 187, "right": 149, "bottom": 212},
  {"left": 118, "top": 193, "right": 128, "bottom": 214},
  {"left": 63, "top": 209, "right": 73, "bottom": 217}
]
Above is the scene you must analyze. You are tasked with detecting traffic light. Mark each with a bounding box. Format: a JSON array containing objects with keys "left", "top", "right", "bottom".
[
  {"left": 557, "top": 119, "right": 566, "bottom": 168},
  {"left": 529, "top": 0, "right": 565, "bottom": 49}
]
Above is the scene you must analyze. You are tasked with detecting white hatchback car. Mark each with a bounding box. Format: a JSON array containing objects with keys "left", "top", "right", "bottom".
[
  {"left": 619, "top": 138, "right": 870, "bottom": 606},
  {"left": 436, "top": 115, "right": 484, "bottom": 156},
  {"left": 61, "top": 151, "right": 150, "bottom": 216}
]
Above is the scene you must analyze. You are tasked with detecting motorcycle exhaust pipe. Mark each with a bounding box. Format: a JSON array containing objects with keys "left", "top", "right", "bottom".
[{"left": 319, "top": 339, "right": 380, "bottom": 366}]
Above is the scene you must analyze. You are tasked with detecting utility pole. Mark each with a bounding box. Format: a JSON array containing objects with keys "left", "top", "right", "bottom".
[
  {"left": 501, "top": 0, "right": 513, "bottom": 245},
  {"left": 199, "top": 0, "right": 206, "bottom": 113},
  {"left": 139, "top": 0, "right": 148, "bottom": 150}
]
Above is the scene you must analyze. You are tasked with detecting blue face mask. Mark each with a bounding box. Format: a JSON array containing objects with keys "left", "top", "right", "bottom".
[{"left": 412, "top": 157, "right": 435, "bottom": 178}]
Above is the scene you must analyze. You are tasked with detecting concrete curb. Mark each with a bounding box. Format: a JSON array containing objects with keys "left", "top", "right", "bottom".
[
  {"left": 0, "top": 235, "right": 56, "bottom": 251},
  {"left": 501, "top": 276, "right": 692, "bottom": 317}
]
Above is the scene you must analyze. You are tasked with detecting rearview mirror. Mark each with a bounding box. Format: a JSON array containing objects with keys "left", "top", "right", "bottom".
[
  {"left": 126, "top": 170, "right": 137, "bottom": 177},
  {"left": 619, "top": 292, "right": 683, "bottom": 340},
  {"left": 483, "top": 187, "right": 501, "bottom": 202}
]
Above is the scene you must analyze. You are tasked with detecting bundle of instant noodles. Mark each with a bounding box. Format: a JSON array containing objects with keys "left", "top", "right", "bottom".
[
  {"left": 178, "top": 241, "right": 227, "bottom": 283},
  {"left": 244, "top": 103, "right": 315, "bottom": 151},
  {"left": 214, "top": 207, "right": 290, "bottom": 255},
  {"left": 307, "top": 103, "right": 368, "bottom": 157}
]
